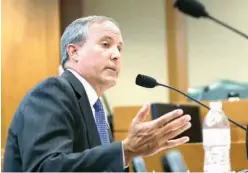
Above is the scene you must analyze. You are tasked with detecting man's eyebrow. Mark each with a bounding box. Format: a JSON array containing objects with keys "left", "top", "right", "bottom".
[{"left": 100, "top": 36, "right": 123, "bottom": 46}]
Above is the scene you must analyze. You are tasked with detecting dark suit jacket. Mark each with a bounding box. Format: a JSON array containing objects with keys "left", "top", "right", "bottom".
[{"left": 3, "top": 70, "right": 126, "bottom": 172}]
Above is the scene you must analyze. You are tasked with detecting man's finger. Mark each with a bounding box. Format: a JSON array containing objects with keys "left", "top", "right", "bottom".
[
  {"left": 132, "top": 103, "right": 150, "bottom": 124},
  {"left": 156, "top": 122, "right": 191, "bottom": 148},
  {"left": 166, "top": 137, "right": 190, "bottom": 148},
  {"left": 164, "top": 122, "right": 192, "bottom": 140},
  {"left": 161, "top": 114, "right": 191, "bottom": 135},
  {"left": 152, "top": 109, "right": 184, "bottom": 128},
  {"left": 155, "top": 136, "right": 189, "bottom": 154}
]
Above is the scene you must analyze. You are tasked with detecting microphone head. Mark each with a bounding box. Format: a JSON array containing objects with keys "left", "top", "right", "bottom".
[
  {"left": 174, "top": 0, "right": 209, "bottom": 18},
  {"left": 135, "top": 74, "right": 158, "bottom": 88}
]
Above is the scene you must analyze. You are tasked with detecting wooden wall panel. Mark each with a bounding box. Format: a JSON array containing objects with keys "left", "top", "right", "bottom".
[
  {"left": 1, "top": 0, "right": 60, "bottom": 148},
  {"left": 166, "top": 0, "right": 189, "bottom": 103}
]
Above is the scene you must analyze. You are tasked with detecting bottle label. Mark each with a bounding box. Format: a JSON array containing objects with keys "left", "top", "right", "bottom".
[
  {"left": 204, "top": 146, "right": 231, "bottom": 173},
  {"left": 203, "top": 129, "right": 231, "bottom": 146},
  {"left": 203, "top": 129, "right": 231, "bottom": 173}
]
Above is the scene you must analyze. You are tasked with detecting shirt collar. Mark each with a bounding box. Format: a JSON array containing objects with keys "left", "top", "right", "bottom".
[{"left": 67, "top": 69, "right": 98, "bottom": 107}]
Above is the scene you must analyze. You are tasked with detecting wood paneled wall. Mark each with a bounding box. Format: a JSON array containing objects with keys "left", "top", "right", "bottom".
[
  {"left": 1, "top": 0, "right": 60, "bottom": 148},
  {"left": 166, "top": 0, "right": 189, "bottom": 103}
]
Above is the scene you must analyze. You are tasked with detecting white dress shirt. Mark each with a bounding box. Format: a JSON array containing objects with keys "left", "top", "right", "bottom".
[{"left": 67, "top": 69, "right": 126, "bottom": 168}]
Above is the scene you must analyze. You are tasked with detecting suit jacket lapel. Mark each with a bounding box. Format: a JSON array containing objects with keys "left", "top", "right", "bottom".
[{"left": 61, "top": 70, "right": 101, "bottom": 147}]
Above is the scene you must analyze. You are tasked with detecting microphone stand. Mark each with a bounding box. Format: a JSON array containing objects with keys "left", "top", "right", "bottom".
[
  {"left": 157, "top": 83, "right": 247, "bottom": 130},
  {"left": 206, "top": 15, "right": 248, "bottom": 40}
]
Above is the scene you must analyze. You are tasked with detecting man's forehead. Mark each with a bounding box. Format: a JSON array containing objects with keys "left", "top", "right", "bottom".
[{"left": 88, "top": 21, "right": 123, "bottom": 42}]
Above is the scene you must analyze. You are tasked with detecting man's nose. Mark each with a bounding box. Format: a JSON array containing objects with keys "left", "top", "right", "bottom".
[{"left": 110, "top": 48, "right": 121, "bottom": 60}]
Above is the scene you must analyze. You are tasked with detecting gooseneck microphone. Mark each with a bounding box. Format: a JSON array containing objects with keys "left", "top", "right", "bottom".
[
  {"left": 173, "top": 0, "right": 248, "bottom": 40},
  {"left": 135, "top": 74, "right": 247, "bottom": 131}
]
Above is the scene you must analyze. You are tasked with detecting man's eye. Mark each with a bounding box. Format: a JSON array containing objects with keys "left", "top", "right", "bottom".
[
  {"left": 118, "top": 46, "right": 122, "bottom": 52},
  {"left": 102, "top": 42, "right": 110, "bottom": 48}
]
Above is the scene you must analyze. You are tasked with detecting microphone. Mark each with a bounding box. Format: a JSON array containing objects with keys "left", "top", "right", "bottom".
[
  {"left": 132, "top": 157, "right": 147, "bottom": 172},
  {"left": 136, "top": 74, "right": 248, "bottom": 159},
  {"left": 135, "top": 74, "right": 246, "bottom": 131},
  {"left": 173, "top": 0, "right": 248, "bottom": 40},
  {"left": 162, "top": 150, "right": 188, "bottom": 172}
]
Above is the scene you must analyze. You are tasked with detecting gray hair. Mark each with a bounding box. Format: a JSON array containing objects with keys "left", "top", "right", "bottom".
[{"left": 60, "top": 15, "right": 120, "bottom": 68}]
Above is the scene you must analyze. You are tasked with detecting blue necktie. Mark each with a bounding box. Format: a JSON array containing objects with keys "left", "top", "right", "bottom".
[{"left": 94, "top": 99, "right": 110, "bottom": 144}]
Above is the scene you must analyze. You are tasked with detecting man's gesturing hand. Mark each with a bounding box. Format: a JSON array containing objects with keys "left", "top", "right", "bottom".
[{"left": 122, "top": 103, "right": 191, "bottom": 163}]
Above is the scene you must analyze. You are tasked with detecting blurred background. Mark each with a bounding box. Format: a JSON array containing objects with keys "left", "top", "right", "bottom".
[{"left": 1, "top": 0, "right": 248, "bottom": 171}]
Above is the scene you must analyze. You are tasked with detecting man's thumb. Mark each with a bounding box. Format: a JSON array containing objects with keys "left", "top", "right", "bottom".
[{"left": 133, "top": 103, "right": 150, "bottom": 123}]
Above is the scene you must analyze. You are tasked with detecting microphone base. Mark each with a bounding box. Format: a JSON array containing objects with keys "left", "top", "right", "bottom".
[{"left": 246, "top": 125, "right": 248, "bottom": 160}]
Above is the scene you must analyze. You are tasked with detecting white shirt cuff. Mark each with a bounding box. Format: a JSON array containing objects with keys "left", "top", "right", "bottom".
[{"left": 122, "top": 141, "right": 129, "bottom": 169}]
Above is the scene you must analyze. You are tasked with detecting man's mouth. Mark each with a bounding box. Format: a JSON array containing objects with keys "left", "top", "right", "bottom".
[{"left": 106, "top": 66, "right": 116, "bottom": 72}]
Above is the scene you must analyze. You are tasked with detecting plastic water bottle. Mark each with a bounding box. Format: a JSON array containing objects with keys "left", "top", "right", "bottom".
[{"left": 203, "top": 101, "right": 231, "bottom": 173}]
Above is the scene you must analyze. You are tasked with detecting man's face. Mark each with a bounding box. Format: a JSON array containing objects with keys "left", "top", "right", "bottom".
[{"left": 73, "top": 21, "right": 123, "bottom": 90}]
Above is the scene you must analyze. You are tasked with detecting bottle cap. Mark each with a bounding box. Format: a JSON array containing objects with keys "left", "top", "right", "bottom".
[{"left": 209, "top": 101, "right": 222, "bottom": 110}]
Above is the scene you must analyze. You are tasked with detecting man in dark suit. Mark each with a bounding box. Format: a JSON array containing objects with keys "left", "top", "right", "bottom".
[{"left": 3, "top": 16, "right": 192, "bottom": 172}]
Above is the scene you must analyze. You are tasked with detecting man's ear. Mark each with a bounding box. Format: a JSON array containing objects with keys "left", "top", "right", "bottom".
[{"left": 67, "top": 44, "right": 79, "bottom": 62}]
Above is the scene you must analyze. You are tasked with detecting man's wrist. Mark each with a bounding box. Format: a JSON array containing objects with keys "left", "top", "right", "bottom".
[{"left": 122, "top": 138, "right": 135, "bottom": 165}]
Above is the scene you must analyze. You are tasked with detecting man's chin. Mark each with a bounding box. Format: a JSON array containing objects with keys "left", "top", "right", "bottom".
[{"left": 103, "top": 76, "right": 117, "bottom": 87}]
